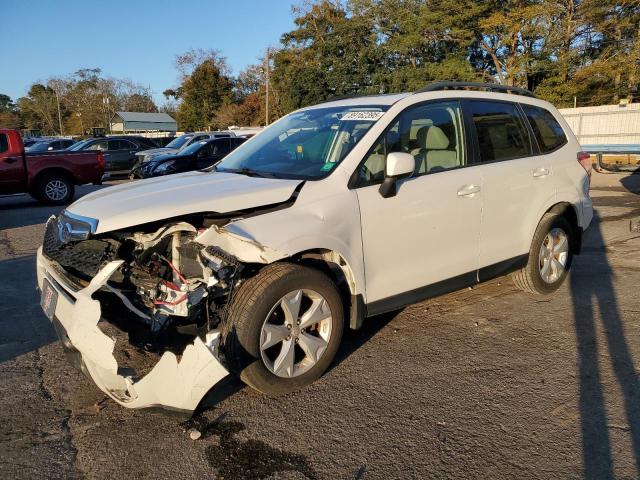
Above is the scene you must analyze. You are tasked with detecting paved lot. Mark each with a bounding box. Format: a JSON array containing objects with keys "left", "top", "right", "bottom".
[{"left": 0, "top": 173, "right": 639, "bottom": 480}]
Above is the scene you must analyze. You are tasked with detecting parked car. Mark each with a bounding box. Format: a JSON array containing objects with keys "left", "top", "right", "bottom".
[
  {"left": 130, "top": 136, "right": 246, "bottom": 178},
  {"left": 66, "top": 136, "right": 157, "bottom": 175},
  {"left": 25, "top": 138, "right": 76, "bottom": 152},
  {"left": 37, "top": 82, "right": 593, "bottom": 413},
  {"left": 0, "top": 129, "right": 104, "bottom": 204},
  {"left": 22, "top": 137, "right": 50, "bottom": 148},
  {"left": 133, "top": 131, "right": 236, "bottom": 165}
]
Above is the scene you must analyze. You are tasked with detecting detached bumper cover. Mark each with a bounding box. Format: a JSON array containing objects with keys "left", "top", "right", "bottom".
[{"left": 36, "top": 247, "right": 229, "bottom": 412}]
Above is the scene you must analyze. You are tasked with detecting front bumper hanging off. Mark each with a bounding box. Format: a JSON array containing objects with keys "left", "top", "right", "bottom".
[{"left": 36, "top": 247, "right": 229, "bottom": 413}]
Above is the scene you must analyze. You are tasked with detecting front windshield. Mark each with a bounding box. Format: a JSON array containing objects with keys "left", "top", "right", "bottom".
[
  {"left": 67, "top": 139, "right": 91, "bottom": 151},
  {"left": 165, "top": 135, "right": 192, "bottom": 149},
  {"left": 216, "top": 105, "right": 389, "bottom": 180},
  {"left": 178, "top": 140, "right": 208, "bottom": 156}
]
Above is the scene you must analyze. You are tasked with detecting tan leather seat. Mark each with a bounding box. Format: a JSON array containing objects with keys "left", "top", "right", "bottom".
[
  {"left": 412, "top": 126, "right": 430, "bottom": 174},
  {"left": 414, "top": 126, "right": 459, "bottom": 173},
  {"left": 362, "top": 143, "right": 386, "bottom": 182}
]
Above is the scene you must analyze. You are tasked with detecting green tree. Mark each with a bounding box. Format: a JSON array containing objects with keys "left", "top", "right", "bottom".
[
  {"left": 271, "top": 0, "right": 383, "bottom": 112},
  {"left": 0, "top": 93, "right": 20, "bottom": 128},
  {"left": 17, "top": 84, "right": 59, "bottom": 134},
  {"left": 0, "top": 93, "right": 16, "bottom": 113},
  {"left": 176, "top": 59, "right": 234, "bottom": 130}
]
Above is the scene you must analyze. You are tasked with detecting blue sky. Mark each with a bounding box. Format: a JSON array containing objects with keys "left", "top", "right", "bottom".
[{"left": 0, "top": 0, "right": 300, "bottom": 105}]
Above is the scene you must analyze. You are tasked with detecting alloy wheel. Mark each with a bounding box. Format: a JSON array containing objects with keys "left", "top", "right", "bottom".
[
  {"left": 44, "top": 180, "right": 68, "bottom": 201},
  {"left": 259, "top": 289, "right": 333, "bottom": 378},
  {"left": 538, "top": 227, "right": 569, "bottom": 284}
]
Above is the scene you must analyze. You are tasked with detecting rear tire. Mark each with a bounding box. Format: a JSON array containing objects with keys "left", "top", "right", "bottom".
[
  {"left": 512, "top": 213, "right": 573, "bottom": 294},
  {"left": 223, "top": 263, "right": 344, "bottom": 396},
  {"left": 36, "top": 173, "right": 75, "bottom": 205}
]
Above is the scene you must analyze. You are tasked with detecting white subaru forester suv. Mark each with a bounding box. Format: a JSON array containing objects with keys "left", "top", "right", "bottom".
[{"left": 37, "top": 82, "right": 593, "bottom": 414}]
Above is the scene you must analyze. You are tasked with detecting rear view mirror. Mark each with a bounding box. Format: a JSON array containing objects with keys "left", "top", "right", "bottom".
[{"left": 379, "top": 152, "right": 415, "bottom": 198}]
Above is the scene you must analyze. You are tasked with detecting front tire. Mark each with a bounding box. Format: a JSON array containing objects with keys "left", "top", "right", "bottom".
[
  {"left": 512, "top": 213, "right": 573, "bottom": 294},
  {"left": 223, "top": 263, "right": 344, "bottom": 396}
]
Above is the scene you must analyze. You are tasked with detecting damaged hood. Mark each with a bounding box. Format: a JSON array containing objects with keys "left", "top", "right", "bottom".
[{"left": 68, "top": 171, "right": 303, "bottom": 234}]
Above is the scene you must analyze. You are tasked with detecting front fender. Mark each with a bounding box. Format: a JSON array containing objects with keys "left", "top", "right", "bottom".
[{"left": 195, "top": 189, "right": 366, "bottom": 296}]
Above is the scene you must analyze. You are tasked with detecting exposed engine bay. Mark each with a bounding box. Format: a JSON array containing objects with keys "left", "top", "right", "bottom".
[{"left": 41, "top": 215, "right": 266, "bottom": 382}]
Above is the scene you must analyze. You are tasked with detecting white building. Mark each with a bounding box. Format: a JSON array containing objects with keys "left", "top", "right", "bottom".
[{"left": 559, "top": 103, "right": 640, "bottom": 147}]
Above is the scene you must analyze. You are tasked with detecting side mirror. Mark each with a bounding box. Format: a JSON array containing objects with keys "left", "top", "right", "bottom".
[{"left": 379, "top": 152, "right": 415, "bottom": 198}]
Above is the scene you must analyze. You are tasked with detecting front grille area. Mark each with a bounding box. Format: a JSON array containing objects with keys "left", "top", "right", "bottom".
[
  {"left": 43, "top": 219, "right": 63, "bottom": 255},
  {"left": 43, "top": 221, "right": 117, "bottom": 280}
]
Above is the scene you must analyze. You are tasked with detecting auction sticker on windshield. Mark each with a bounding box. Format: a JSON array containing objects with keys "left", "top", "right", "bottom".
[{"left": 340, "top": 111, "right": 385, "bottom": 121}]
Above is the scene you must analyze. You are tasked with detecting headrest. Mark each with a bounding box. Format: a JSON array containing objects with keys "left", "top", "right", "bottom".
[{"left": 426, "top": 126, "right": 450, "bottom": 150}]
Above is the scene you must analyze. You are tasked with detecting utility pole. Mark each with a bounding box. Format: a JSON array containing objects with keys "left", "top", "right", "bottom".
[
  {"left": 103, "top": 96, "right": 111, "bottom": 134},
  {"left": 265, "top": 47, "right": 270, "bottom": 126},
  {"left": 76, "top": 112, "right": 83, "bottom": 136},
  {"left": 54, "top": 85, "right": 64, "bottom": 135}
]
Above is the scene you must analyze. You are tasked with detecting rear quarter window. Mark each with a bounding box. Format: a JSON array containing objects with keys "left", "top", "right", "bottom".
[{"left": 521, "top": 105, "right": 568, "bottom": 153}]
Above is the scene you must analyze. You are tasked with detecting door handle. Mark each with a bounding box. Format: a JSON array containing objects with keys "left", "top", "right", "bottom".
[
  {"left": 533, "top": 167, "right": 550, "bottom": 178},
  {"left": 5, "top": 156, "right": 18, "bottom": 164},
  {"left": 457, "top": 184, "right": 481, "bottom": 197}
]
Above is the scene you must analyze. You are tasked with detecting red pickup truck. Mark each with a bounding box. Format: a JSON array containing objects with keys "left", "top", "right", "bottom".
[{"left": 0, "top": 129, "right": 104, "bottom": 205}]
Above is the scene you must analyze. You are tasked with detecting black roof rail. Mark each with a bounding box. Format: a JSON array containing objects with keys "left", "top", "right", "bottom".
[{"left": 416, "top": 81, "right": 536, "bottom": 98}]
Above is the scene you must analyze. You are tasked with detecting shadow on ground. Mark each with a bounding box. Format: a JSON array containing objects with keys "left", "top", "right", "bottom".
[
  {"left": 0, "top": 255, "right": 56, "bottom": 362},
  {"left": 571, "top": 206, "right": 640, "bottom": 478}
]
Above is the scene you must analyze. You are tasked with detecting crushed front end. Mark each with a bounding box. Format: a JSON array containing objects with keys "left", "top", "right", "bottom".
[{"left": 36, "top": 211, "right": 254, "bottom": 413}]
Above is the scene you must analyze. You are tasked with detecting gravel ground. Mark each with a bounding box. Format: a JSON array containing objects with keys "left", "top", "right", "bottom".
[{"left": 0, "top": 173, "right": 639, "bottom": 480}]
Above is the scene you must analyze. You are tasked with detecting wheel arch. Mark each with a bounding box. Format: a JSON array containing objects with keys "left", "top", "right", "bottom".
[
  {"left": 541, "top": 201, "right": 582, "bottom": 252},
  {"left": 31, "top": 167, "right": 77, "bottom": 188},
  {"left": 288, "top": 248, "right": 363, "bottom": 330},
  {"left": 290, "top": 248, "right": 358, "bottom": 297}
]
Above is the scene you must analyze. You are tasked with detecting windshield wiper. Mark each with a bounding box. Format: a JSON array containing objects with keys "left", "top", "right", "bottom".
[{"left": 218, "top": 167, "right": 277, "bottom": 178}]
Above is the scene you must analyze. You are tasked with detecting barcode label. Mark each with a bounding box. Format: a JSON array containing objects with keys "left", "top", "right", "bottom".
[{"left": 340, "top": 111, "right": 385, "bottom": 121}]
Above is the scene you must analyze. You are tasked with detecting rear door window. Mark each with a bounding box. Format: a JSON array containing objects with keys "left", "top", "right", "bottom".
[
  {"left": 468, "top": 101, "right": 532, "bottom": 162},
  {"left": 521, "top": 104, "right": 567, "bottom": 153},
  {"left": 119, "top": 140, "right": 137, "bottom": 150},
  {"left": 87, "top": 141, "right": 107, "bottom": 151},
  {"left": 0, "top": 134, "right": 8, "bottom": 153}
]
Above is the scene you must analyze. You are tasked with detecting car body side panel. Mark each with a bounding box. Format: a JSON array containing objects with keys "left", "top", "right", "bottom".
[
  {"left": 549, "top": 113, "right": 593, "bottom": 230},
  {"left": 196, "top": 178, "right": 366, "bottom": 296},
  {"left": 478, "top": 155, "right": 557, "bottom": 268},
  {"left": 25, "top": 151, "right": 104, "bottom": 186},
  {"left": 355, "top": 168, "right": 482, "bottom": 303}
]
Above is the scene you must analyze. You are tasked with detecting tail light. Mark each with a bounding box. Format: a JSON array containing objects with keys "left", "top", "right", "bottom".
[
  {"left": 97, "top": 152, "right": 105, "bottom": 171},
  {"left": 577, "top": 151, "right": 592, "bottom": 175}
]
